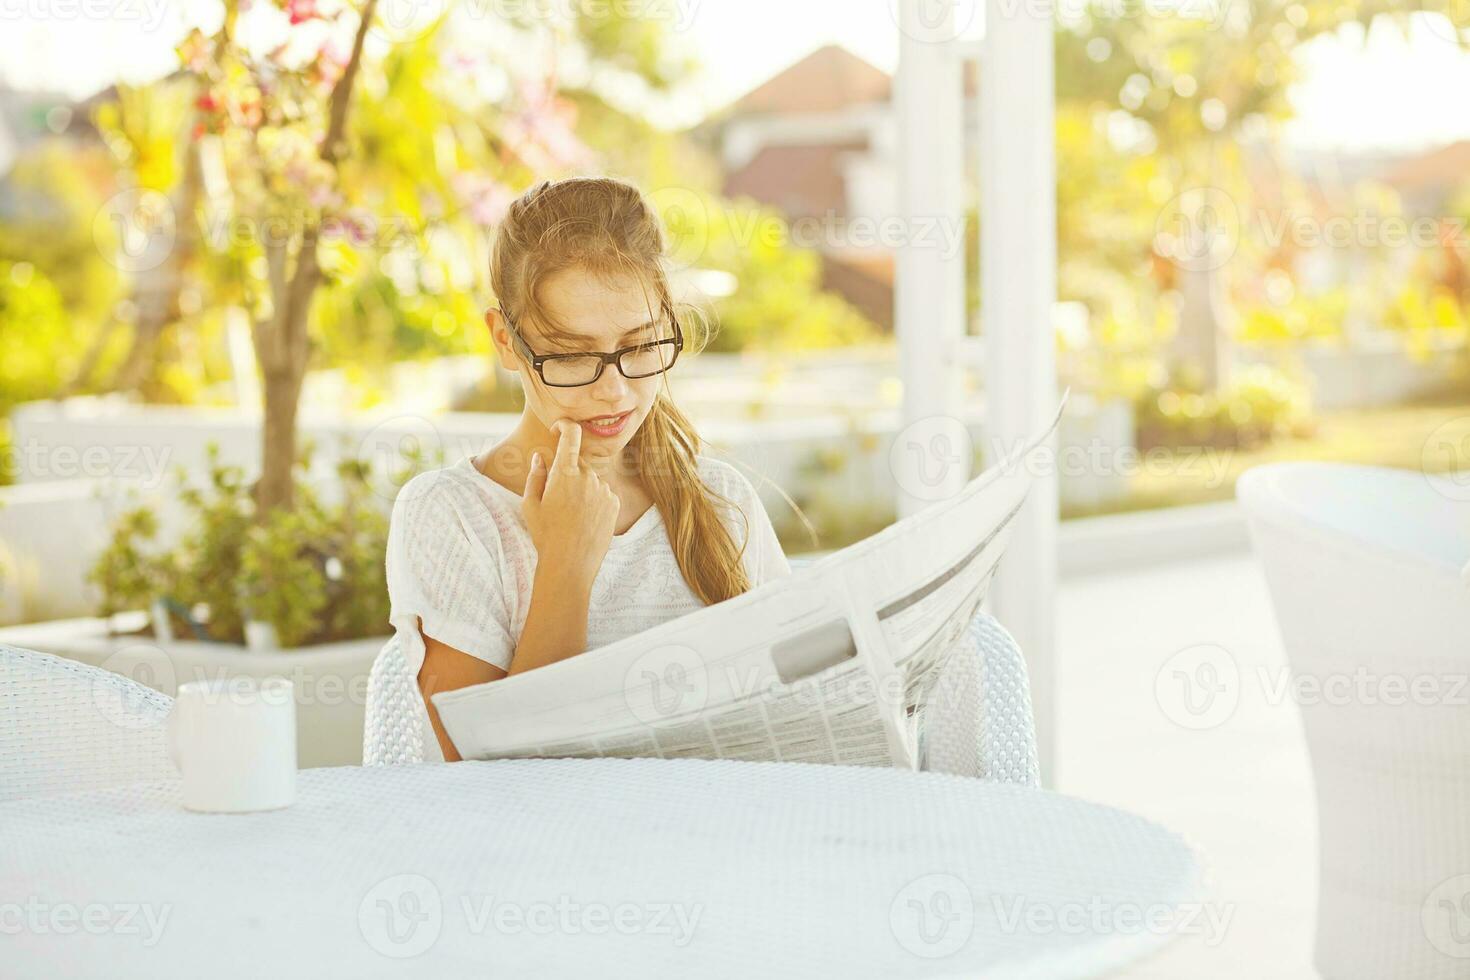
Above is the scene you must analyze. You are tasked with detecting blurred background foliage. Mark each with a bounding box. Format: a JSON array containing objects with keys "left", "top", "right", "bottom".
[
  {"left": 0, "top": 0, "right": 1465, "bottom": 632},
  {"left": 3, "top": 0, "right": 1467, "bottom": 429},
  {"left": 1, "top": 0, "right": 1467, "bottom": 510}
]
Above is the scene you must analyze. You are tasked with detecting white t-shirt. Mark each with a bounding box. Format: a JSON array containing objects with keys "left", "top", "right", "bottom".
[{"left": 384, "top": 452, "right": 791, "bottom": 760}]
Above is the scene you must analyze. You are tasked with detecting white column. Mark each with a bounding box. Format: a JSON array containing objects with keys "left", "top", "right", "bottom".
[
  {"left": 894, "top": 0, "right": 967, "bottom": 517},
  {"left": 981, "top": 0, "right": 1060, "bottom": 785}
]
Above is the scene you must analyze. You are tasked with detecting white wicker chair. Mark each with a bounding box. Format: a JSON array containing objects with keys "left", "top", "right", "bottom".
[
  {"left": 0, "top": 644, "right": 176, "bottom": 802},
  {"left": 364, "top": 565, "right": 1041, "bottom": 786},
  {"left": 1238, "top": 462, "right": 1470, "bottom": 980}
]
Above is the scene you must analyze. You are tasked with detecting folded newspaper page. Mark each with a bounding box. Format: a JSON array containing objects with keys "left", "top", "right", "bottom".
[{"left": 433, "top": 392, "right": 1068, "bottom": 770}]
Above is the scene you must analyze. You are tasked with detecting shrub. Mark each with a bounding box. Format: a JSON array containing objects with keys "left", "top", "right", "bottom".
[
  {"left": 1136, "top": 364, "right": 1311, "bottom": 452},
  {"left": 87, "top": 506, "right": 179, "bottom": 618},
  {"left": 89, "top": 440, "right": 392, "bottom": 649}
]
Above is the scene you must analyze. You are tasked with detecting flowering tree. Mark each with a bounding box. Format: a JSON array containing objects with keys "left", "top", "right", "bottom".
[
  {"left": 1053, "top": 0, "right": 1470, "bottom": 396},
  {"left": 174, "top": 0, "right": 611, "bottom": 514}
]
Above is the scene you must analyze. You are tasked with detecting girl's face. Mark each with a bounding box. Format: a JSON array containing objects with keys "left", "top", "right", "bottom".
[{"left": 488, "top": 270, "right": 671, "bottom": 463}]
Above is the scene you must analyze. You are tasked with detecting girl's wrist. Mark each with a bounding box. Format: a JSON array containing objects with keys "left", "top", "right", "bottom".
[{"left": 533, "top": 561, "right": 595, "bottom": 602}]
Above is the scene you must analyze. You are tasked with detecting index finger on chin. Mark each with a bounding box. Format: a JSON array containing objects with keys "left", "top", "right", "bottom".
[{"left": 552, "top": 418, "right": 582, "bottom": 471}]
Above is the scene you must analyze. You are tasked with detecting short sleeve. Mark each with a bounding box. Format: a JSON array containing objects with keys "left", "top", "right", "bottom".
[
  {"left": 385, "top": 471, "right": 519, "bottom": 678},
  {"left": 708, "top": 460, "right": 791, "bottom": 586}
]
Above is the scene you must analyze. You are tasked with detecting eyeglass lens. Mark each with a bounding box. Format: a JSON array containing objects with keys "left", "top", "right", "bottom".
[{"left": 540, "top": 340, "right": 678, "bottom": 386}]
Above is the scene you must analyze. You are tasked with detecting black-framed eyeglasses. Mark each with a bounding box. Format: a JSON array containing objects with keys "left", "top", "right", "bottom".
[{"left": 495, "top": 303, "right": 684, "bottom": 388}]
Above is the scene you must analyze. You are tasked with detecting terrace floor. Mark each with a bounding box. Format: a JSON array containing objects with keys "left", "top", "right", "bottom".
[{"left": 1055, "top": 548, "right": 1319, "bottom": 978}]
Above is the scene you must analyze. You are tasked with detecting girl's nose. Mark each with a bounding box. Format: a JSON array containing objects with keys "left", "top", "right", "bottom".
[{"left": 588, "top": 361, "right": 631, "bottom": 402}]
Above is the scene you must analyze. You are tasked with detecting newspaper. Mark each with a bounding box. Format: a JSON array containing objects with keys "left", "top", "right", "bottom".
[{"left": 432, "top": 392, "right": 1067, "bottom": 770}]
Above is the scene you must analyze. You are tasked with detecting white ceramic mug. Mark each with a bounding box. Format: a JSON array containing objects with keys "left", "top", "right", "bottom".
[{"left": 167, "top": 676, "right": 297, "bottom": 813}]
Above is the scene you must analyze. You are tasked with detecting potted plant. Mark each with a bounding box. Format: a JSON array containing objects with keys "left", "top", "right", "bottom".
[
  {"left": 88, "top": 439, "right": 392, "bottom": 651},
  {"left": 87, "top": 505, "right": 183, "bottom": 641}
]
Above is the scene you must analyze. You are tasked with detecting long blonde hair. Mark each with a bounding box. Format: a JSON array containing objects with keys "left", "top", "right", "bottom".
[{"left": 489, "top": 175, "right": 756, "bottom": 605}]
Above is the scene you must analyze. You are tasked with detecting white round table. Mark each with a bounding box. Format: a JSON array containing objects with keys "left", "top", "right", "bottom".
[{"left": 1, "top": 758, "right": 1201, "bottom": 978}]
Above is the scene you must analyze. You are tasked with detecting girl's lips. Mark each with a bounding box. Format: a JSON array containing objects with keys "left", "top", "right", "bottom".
[{"left": 578, "top": 410, "right": 633, "bottom": 437}]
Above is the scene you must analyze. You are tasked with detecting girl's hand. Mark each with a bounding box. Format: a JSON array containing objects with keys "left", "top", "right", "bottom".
[{"left": 521, "top": 419, "right": 619, "bottom": 587}]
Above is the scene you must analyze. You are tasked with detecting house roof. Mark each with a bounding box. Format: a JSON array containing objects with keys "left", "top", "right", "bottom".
[
  {"left": 723, "top": 140, "right": 869, "bottom": 219},
  {"left": 725, "top": 44, "right": 893, "bottom": 117},
  {"left": 718, "top": 43, "right": 979, "bottom": 119},
  {"left": 1384, "top": 140, "right": 1470, "bottom": 192},
  {"left": 820, "top": 249, "right": 894, "bottom": 331}
]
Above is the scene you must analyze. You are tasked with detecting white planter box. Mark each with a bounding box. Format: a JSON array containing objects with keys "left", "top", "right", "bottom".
[
  {"left": 1056, "top": 396, "right": 1134, "bottom": 511},
  {"left": 0, "top": 479, "right": 135, "bottom": 625},
  {"left": 5, "top": 393, "right": 1140, "bottom": 622},
  {"left": 0, "top": 614, "right": 387, "bottom": 768},
  {"left": 1237, "top": 336, "right": 1461, "bottom": 411}
]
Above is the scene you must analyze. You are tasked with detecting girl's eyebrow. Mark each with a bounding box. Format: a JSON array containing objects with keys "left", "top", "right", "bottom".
[
  {"left": 617, "top": 317, "right": 660, "bottom": 342},
  {"left": 547, "top": 318, "right": 660, "bottom": 352}
]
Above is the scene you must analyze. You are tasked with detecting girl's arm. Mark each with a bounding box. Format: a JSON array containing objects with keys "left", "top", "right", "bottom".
[
  {"left": 416, "top": 562, "right": 596, "bottom": 761},
  {"left": 416, "top": 634, "right": 504, "bottom": 762},
  {"left": 417, "top": 420, "right": 617, "bottom": 761}
]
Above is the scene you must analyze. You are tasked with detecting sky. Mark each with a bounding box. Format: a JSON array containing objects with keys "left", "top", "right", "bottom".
[{"left": 1, "top": 2, "right": 1468, "bottom": 152}]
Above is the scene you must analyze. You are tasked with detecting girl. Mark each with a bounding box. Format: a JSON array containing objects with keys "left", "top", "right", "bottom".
[{"left": 385, "top": 176, "right": 793, "bottom": 762}]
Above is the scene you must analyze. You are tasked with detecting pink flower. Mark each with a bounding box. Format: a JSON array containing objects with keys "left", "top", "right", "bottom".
[
  {"left": 237, "top": 97, "right": 263, "bottom": 129},
  {"left": 319, "top": 36, "right": 350, "bottom": 68},
  {"left": 309, "top": 183, "right": 343, "bottom": 210},
  {"left": 342, "top": 208, "right": 377, "bottom": 247},
  {"left": 176, "top": 28, "right": 212, "bottom": 73},
  {"left": 505, "top": 78, "right": 592, "bottom": 171},
  {"left": 310, "top": 42, "right": 348, "bottom": 88},
  {"left": 470, "top": 182, "right": 514, "bottom": 228},
  {"left": 285, "top": 0, "right": 320, "bottom": 25},
  {"left": 451, "top": 172, "right": 516, "bottom": 229}
]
